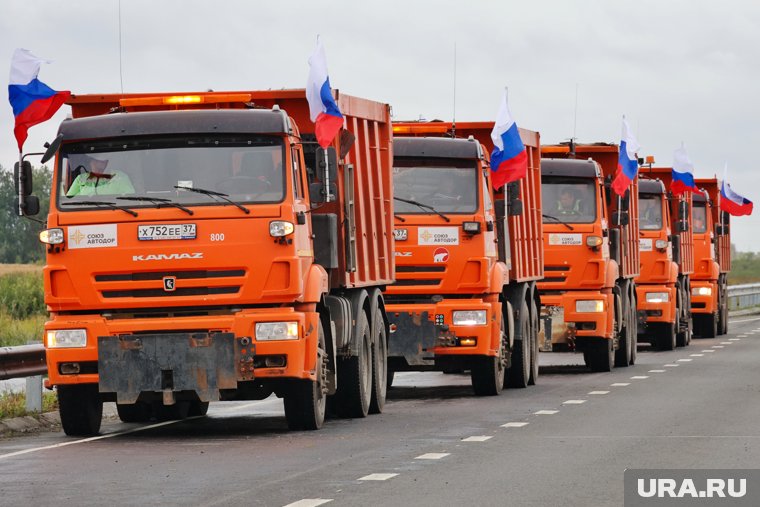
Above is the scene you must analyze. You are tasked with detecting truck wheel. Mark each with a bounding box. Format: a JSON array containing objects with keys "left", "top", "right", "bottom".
[
  {"left": 676, "top": 290, "right": 690, "bottom": 347},
  {"left": 628, "top": 301, "right": 637, "bottom": 365},
  {"left": 284, "top": 321, "right": 327, "bottom": 430},
  {"left": 369, "top": 311, "right": 388, "bottom": 414},
  {"left": 117, "top": 401, "right": 151, "bottom": 423},
  {"left": 336, "top": 311, "right": 372, "bottom": 418},
  {"left": 188, "top": 401, "right": 209, "bottom": 417},
  {"left": 58, "top": 384, "right": 103, "bottom": 436},
  {"left": 506, "top": 301, "right": 530, "bottom": 388},
  {"left": 154, "top": 401, "right": 191, "bottom": 421},
  {"left": 695, "top": 314, "right": 717, "bottom": 338},
  {"left": 471, "top": 315, "right": 506, "bottom": 396},
  {"left": 528, "top": 299, "right": 539, "bottom": 386},
  {"left": 386, "top": 369, "right": 395, "bottom": 389},
  {"left": 614, "top": 293, "right": 631, "bottom": 368},
  {"left": 584, "top": 339, "right": 614, "bottom": 372},
  {"left": 656, "top": 322, "right": 677, "bottom": 351},
  {"left": 718, "top": 300, "right": 729, "bottom": 335}
]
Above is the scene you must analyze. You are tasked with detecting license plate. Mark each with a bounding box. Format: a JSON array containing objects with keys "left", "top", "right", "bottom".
[{"left": 138, "top": 223, "right": 196, "bottom": 241}]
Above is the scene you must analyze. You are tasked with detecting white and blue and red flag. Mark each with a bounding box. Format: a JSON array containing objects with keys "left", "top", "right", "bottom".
[
  {"left": 306, "top": 38, "right": 344, "bottom": 149},
  {"left": 720, "top": 165, "right": 753, "bottom": 216},
  {"left": 8, "top": 48, "right": 70, "bottom": 152},
  {"left": 670, "top": 145, "right": 699, "bottom": 195},
  {"left": 489, "top": 91, "right": 527, "bottom": 189},
  {"left": 611, "top": 117, "right": 640, "bottom": 196}
]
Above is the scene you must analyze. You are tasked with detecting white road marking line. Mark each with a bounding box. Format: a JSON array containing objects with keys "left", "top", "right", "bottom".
[
  {"left": 283, "top": 500, "right": 333, "bottom": 507},
  {"left": 359, "top": 473, "right": 398, "bottom": 481},
  {"left": 611, "top": 383, "right": 630, "bottom": 387},
  {"left": 690, "top": 354, "right": 704, "bottom": 357},
  {"left": 737, "top": 335, "right": 748, "bottom": 338},
  {"left": 462, "top": 435, "right": 493, "bottom": 442},
  {"left": 631, "top": 376, "right": 649, "bottom": 379},
  {"left": 712, "top": 345, "right": 724, "bottom": 348},
  {"left": 729, "top": 338, "right": 741, "bottom": 341},
  {"left": 0, "top": 417, "right": 200, "bottom": 461},
  {"left": 534, "top": 410, "right": 559, "bottom": 415},
  {"left": 563, "top": 400, "right": 586, "bottom": 405},
  {"left": 677, "top": 359, "right": 693, "bottom": 362},
  {"left": 501, "top": 422, "right": 529, "bottom": 428},
  {"left": 664, "top": 364, "right": 680, "bottom": 367},
  {"left": 588, "top": 391, "right": 610, "bottom": 395},
  {"left": 701, "top": 350, "right": 715, "bottom": 353},
  {"left": 720, "top": 342, "right": 733, "bottom": 345},
  {"left": 415, "top": 453, "right": 450, "bottom": 460},
  {"left": 648, "top": 370, "right": 666, "bottom": 373},
  {"left": 730, "top": 317, "right": 760, "bottom": 323}
]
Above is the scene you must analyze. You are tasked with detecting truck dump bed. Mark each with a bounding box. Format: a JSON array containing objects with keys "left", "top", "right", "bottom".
[
  {"left": 541, "top": 143, "right": 640, "bottom": 279},
  {"left": 66, "top": 90, "right": 394, "bottom": 289}
]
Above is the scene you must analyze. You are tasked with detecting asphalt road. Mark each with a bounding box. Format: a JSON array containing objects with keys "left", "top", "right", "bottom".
[{"left": 1, "top": 316, "right": 759, "bottom": 507}]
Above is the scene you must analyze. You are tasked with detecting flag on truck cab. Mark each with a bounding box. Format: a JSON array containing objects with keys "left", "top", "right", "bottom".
[
  {"left": 306, "top": 38, "right": 344, "bottom": 149},
  {"left": 720, "top": 165, "right": 753, "bottom": 216},
  {"left": 611, "top": 117, "right": 640, "bottom": 196},
  {"left": 670, "top": 145, "right": 699, "bottom": 195},
  {"left": 489, "top": 91, "right": 527, "bottom": 189},
  {"left": 8, "top": 48, "right": 70, "bottom": 152}
]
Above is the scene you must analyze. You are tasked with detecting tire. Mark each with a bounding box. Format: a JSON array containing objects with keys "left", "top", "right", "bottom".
[
  {"left": 471, "top": 315, "right": 506, "bottom": 396},
  {"left": 284, "top": 320, "right": 327, "bottom": 430},
  {"left": 615, "top": 291, "right": 631, "bottom": 367},
  {"left": 628, "top": 299, "right": 637, "bottom": 365},
  {"left": 386, "top": 369, "right": 395, "bottom": 390},
  {"left": 188, "top": 401, "right": 209, "bottom": 417},
  {"left": 506, "top": 301, "right": 530, "bottom": 388},
  {"left": 117, "top": 401, "right": 151, "bottom": 423},
  {"left": 695, "top": 314, "right": 717, "bottom": 338},
  {"left": 369, "top": 310, "right": 388, "bottom": 414},
  {"left": 528, "top": 298, "right": 539, "bottom": 386},
  {"left": 335, "top": 311, "right": 372, "bottom": 418},
  {"left": 676, "top": 288, "right": 691, "bottom": 347},
  {"left": 58, "top": 384, "right": 103, "bottom": 436},
  {"left": 656, "top": 322, "right": 677, "bottom": 351},
  {"left": 584, "top": 338, "right": 614, "bottom": 372},
  {"left": 154, "top": 400, "right": 191, "bottom": 422}
]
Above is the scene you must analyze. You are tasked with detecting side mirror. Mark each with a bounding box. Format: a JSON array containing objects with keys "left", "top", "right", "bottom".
[
  {"left": 611, "top": 210, "right": 629, "bottom": 227},
  {"left": 676, "top": 219, "right": 689, "bottom": 233},
  {"left": 313, "top": 146, "right": 338, "bottom": 203},
  {"left": 678, "top": 200, "right": 689, "bottom": 221},
  {"left": 41, "top": 134, "right": 64, "bottom": 164},
  {"left": 670, "top": 234, "right": 682, "bottom": 264},
  {"left": 14, "top": 160, "right": 33, "bottom": 196},
  {"left": 620, "top": 189, "right": 630, "bottom": 212},
  {"left": 506, "top": 181, "right": 523, "bottom": 217},
  {"left": 14, "top": 195, "right": 39, "bottom": 216}
]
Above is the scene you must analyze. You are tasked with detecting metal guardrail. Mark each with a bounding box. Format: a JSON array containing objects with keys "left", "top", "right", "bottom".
[
  {"left": 0, "top": 285, "right": 757, "bottom": 382},
  {"left": 727, "top": 283, "right": 760, "bottom": 311},
  {"left": 0, "top": 344, "right": 46, "bottom": 381}
]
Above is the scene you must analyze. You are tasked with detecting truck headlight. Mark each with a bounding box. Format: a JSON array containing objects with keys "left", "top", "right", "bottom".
[
  {"left": 452, "top": 310, "right": 487, "bottom": 326},
  {"left": 575, "top": 300, "right": 605, "bottom": 313},
  {"left": 269, "top": 221, "right": 294, "bottom": 237},
  {"left": 692, "top": 286, "right": 712, "bottom": 296},
  {"left": 39, "top": 228, "right": 64, "bottom": 245},
  {"left": 646, "top": 292, "right": 669, "bottom": 303},
  {"left": 255, "top": 322, "right": 299, "bottom": 341},
  {"left": 47, "top": 329, "right": 87, "bottom": 348},
  {"left": 655, "top": 239, "right": 669, "bottom": 250}
]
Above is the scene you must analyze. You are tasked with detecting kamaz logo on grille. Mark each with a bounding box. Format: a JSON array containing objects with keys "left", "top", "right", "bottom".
[
  {"left": 132, "top": 253, "right": 203, "bottom": 261},
  {"left": 163, "top": 276, "right": 177, "bottom": 292}
]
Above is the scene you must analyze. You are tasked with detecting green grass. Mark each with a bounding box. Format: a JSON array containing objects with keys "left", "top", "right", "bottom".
[
  {"left": 0, "top": 313, "right": 46, "bottom": 347},
  {"left": 0, "top": 391, "right": 58, "bottom": 419}
]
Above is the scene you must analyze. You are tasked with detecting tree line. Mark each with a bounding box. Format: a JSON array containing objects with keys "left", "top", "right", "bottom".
[{"left": 0, "top": 164, "right": 51, "bottom": 264}]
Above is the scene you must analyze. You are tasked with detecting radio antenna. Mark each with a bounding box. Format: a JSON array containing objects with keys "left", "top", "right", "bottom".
[
  {"left": 118, "top": 0, "right": 124, "bottom": 93},
  {"left": 573, "top": 83, "right": 579, "bottom": 141},
  {"left": 452, "top": 41, "right": 457, "bottom": 137}
]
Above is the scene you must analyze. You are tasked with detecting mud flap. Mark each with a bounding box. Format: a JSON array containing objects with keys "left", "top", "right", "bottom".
[{"left": 98, "top": 332, "right": 239, "bottom": 404}]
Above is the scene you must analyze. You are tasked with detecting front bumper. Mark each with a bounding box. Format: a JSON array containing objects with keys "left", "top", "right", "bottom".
[
  {"left": 690, "top": 281, "right": 717, "bottom": 314},
  {"left": 44, "top": 308, "right": 320, "bottom": 393},
  {"left": 636, "top": 285, "right": 676, "bottom": 324},
  {"left": 540, "top": 291, "right": 614, "bottom": 347},
  {"left": 386, "top": 299, "right": 500, "bottom": 367}
]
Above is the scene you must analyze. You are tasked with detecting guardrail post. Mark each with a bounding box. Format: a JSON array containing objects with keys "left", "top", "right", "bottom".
[{"left": 25, "top": 376, "right": 43, "bottom": 413}]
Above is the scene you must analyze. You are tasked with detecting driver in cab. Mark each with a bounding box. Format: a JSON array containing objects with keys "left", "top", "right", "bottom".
[
  {"left": 66, "top": 155, "right": 134, "bottom": 197},
  {"left": 555, "top": 187, "right": 581, "bottom": 215}
]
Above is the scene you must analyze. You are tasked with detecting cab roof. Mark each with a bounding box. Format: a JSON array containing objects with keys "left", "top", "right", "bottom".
[{"left": 393, "top": 136, "right": 480, "bottom": 159}]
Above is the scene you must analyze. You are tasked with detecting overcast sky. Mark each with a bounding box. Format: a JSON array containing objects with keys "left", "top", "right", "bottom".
[{"left": 2, "top": 0, "right": 759, "bottom": 250}]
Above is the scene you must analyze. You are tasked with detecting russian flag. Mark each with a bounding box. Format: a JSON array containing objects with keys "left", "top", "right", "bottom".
[
  {"left": 306, "top": 38, "right": 344, "bottom": 149},
  {"left": 670, "top": 145, "right": 698, "bottom": 195},
  {"left": 720, "top": 167, "right": 753, "bottom": 216},
  {"left": 8, "top": 48, "right": 70, "bottom": 152},
  {"left": 611, "top": 117, "right": 640, "bottom": 196},
  {"left": 489, "top": 91, "right": 527, "bottom": 189}
]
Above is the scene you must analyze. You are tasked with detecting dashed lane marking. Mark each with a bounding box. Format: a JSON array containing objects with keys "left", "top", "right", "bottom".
[
  {"left": 462, "top": 436, "right": 493, "bottom": 442},
  {"left": 563, "top": 400, "right": 586, "bottom": 405},
  {"left": 664, "top": 364, "right": 680, "bottom": 367},
  {"left": 648, "top": 370, "right": 666, "bottom": 373},
  {"left": 588, "top": 391, "right": 610, "bottom": 395},
  {"left": 701, "top": 350, "right": 716, "bottom": 353},
  {"left": 729, "top": 338, "right": 740, "bottom": 341},
  {"left": 720, "top": 342, "right": 733, "bottom": 345},
  {"left": 359, "top": 473, "right": 398, "bottom": 481},
  {"left": 283, "top": 500, "right": 333, "bottom": 507},
  {"left": 631, "top": 376, "right": 649, "bottom": 380},
  {"left": 677, "top": 359, "right": 693, "bottom": 362},
  {"left": 534, "top": 410, "right": 559, "bottom": 415},
  {"left": 611, "top": 383, "right": 630, "bottom": 387},
  {"left": 501, "top": 422, "right": 529, "bottom": 428},
  {"left": 415, "top": 453, "right": 450, "bottom": 460},
  {"left": 712, "top": 345, "right": 724, "bottom": 348},
  {"left": 690, "top": 354, "right": 704, "bottom": 357}
]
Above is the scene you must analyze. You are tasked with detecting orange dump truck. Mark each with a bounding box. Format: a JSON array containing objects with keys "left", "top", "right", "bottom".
[
  {"left": 385, "top": 121, "right": 543, "bottom": 395},
  {"left": 19, "top": 90, "right": 394, "bottom": 435},
  {"left": 691, "top": 177, "right": 731, "bottom": 337},
  {"left": 635, "top": 166, "right": 694, "bottom": 349},
  {"left": 539, "top": 143, "right": 640, "bottom": 371}
]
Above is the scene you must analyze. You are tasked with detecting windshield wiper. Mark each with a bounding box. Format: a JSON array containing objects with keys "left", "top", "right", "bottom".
[
  {"left": 61, "top": 200, "right": 138, "bottom": 217},
  {"left": 117, "top": 196, "right": 194, "bottom": 215},
  {"left": 174, "top": 186, "right": 250, "bottom": 214},
  {"left": 542, "top": 214, "right": 575, "bottom": 230},
  {"left": 394, "top": 197, "right": 450, "bottom": 222},
  {"left": 394, "top": 213, "right": 406, "bottom": 222}
]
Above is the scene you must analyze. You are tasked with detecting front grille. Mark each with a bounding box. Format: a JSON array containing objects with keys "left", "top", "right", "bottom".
[
  {"left": 396, "top": 266, "right": 446, "bottom": 273},
  {"left": 691, "top": 302, "right": 706, "bottom": 309},
  {"left": 102, "top": 286, "right": 240, "bottom": 298},
  {"left": 544, "top": 265, "right": 569, "bottom": 271},
  {"left": 384, "top": 294, "right": 477, "bottom": 304},
  {"left": 96, "top": 269, "right": 245, "bottom": 282},
  {"left": 393, "top": 279, "right": 441, "bottom": 287},
  {"left": 542, "top": 276, "right": 567, "bottom": 283}
]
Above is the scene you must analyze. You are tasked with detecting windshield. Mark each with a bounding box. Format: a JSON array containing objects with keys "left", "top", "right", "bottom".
[
  {"left": 393, "top": 157, "right": 478, "bottom": 214},
  {"left": 639, "top": 194, "right": 664, "bottom": 230},
  {"left": 692, "top": 202, "right": 708, "bottom": 233},
  {"left": 58, "top": 135, "right": 285, "bottom": 209},
  {"left": 541, "top": 176, "right": 597, "bottom": 224}
]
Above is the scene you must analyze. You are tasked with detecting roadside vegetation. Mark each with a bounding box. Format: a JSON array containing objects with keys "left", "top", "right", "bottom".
[
  {"left": 0, "top": 391, "right": 58, "bottom": 420},
  {"left": 727, "top": 249, "right": 760, "bottom": 285},
  {"left": 0, "top": 269, "right": 45, "bottom": 347}
]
